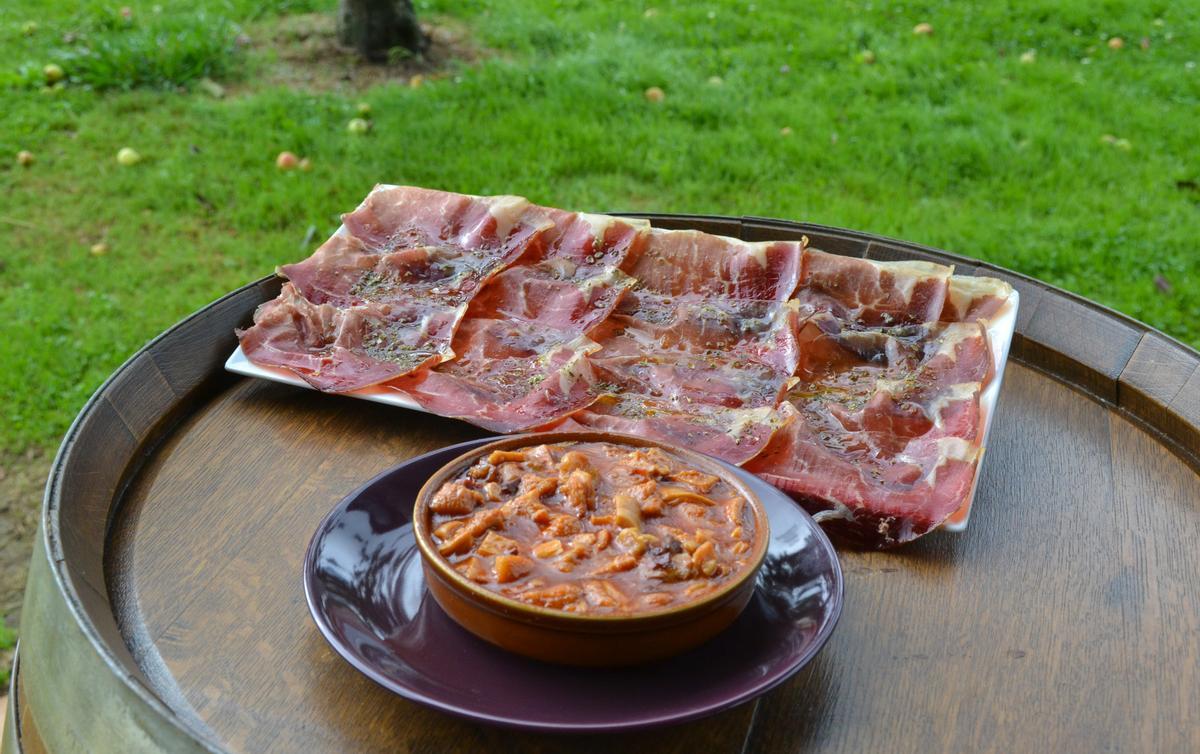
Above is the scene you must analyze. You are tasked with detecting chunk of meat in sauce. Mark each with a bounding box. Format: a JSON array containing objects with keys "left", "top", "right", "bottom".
[
  {"left": 623, "top": 447, "right": 673, "bottom": 477},
  {"left": 429, "top": 482, "right": 482, "bottom": 515},
  {"left": 670, "top": 469, "right": 720, "bottom": 493},
  {"left": 560, "top": 469, "right": 596, "bottom": 516}
]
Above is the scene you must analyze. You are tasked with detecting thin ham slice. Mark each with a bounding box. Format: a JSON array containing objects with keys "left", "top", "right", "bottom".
[
  {"left": 384, "top": 212, "right": 651, "bottom": 431},
  {"left": 562, "top": 399, "right": 785, "bottom": 466},
  {"left": 236, "top": 283, "right": 454, "bottom": 392},
  {"left": 240, "top": 188, "right": 552, "bottom": 391},
  {"left": 562, "top": 294, "right": 804, "bottom": 465},
  {"left": 382, "top": 318, "right": 600, "bottom": 433},
  {"left": 587, "top": 294, "right": 803, "bottom": 405},
  {"left": 465, "top": 211, "right": 648, "bottom": 331},
  {"left": 340, "top": 185, "right": 553, "bottom": 258},
  {"left": 745, "top": 317, "right": 993, "bottom": 547},
  {"left": 796, "top": 249, "right": 953, "bottom": 326},
  {"left": 940, "top": 275, "right": 1014, "bottom": 323},
  {"left": 626, "top": 229, "right": 804, "bottom": 300}
]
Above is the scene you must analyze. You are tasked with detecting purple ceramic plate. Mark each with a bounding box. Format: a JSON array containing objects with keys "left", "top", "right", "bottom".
[{"left": 303, "top": 437, "right": 844, "bottom": 733}]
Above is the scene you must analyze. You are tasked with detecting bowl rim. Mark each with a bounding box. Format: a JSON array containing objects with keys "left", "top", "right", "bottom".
[{"left": 412, "top": 430, "right": 772, "bottom": 627}]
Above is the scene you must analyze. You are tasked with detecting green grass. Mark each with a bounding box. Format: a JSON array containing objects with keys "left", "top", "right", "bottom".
[
  {"left": 5, "top": 6, "right": 237, "bottom": 91},
  {"left": 1, "top": 0, "right": 1198, "bottom": 455},
  {"left": 0, "top": 617, "right": 14, "bottom": 688}
]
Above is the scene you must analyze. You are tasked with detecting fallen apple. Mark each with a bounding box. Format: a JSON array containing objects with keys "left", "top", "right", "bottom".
[{"left": 276, "top": 151, "right": 299, "bottom": 170}]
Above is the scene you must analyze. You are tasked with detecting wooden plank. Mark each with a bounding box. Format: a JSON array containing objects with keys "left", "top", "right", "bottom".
[
  {"left": 1105, "top": 413, "right": 1200, "bottom": 752},
  {"left": 16, "top": 664, "right": 50, "bottom": 754},
  {"left": 2, "top": 680, "right": 12, "bottom": 754},
  {"left": 1119, "top": 333, "right": 1198, "bottom": 406},
  {"left": 1017, "top": 290, "right": 1143, "bottom": 403},
  {"left": 148, "top": 283, "right": 269, "bottom": 399},
  {"left": 105, "top": 353, "right": 179, "bottom": 444},
  {"left": 1117, "top": 333, "right": 1200, "bottom": 458},
  {"left": 52, "top": 397, "right": 135, "bottom": 590},
  {"left": 1167, "top": 367, "right": 1200, "bottom": 456}
]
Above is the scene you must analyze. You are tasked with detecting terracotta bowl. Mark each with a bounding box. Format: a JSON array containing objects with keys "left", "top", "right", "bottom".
[{"left": 412, "top": 431, "right": 771, "bottom": 666}]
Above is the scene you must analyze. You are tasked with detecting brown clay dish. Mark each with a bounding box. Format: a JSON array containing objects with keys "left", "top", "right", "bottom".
[{"left": 412, "top": 431, "right": 771, "bottom": 666}]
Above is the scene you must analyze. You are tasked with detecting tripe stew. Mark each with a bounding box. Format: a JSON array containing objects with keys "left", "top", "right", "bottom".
[{"left": 426, "top": 441, "right": 759, "bottom": 615}]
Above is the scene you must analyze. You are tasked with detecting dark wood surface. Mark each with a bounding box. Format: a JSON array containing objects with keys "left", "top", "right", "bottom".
[{"left": 13, "top": 215, "right": 1200, "bottom": 753}]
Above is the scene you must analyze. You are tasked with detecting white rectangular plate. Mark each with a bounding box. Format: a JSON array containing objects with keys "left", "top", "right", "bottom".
[{"left": 225, "top": 287, "right": 1019, "bottom": 534}]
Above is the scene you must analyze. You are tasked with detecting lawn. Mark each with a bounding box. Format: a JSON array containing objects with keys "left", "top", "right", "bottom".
[{"left": 1, "top": 0, "right": 1197, "bottom": 461}]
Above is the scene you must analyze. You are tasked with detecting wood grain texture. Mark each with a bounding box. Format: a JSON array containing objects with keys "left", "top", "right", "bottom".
[
  {"left": 1118, "top": 333, "right": 1200, "bottom": 461},
  {"left": 52, "top": 397, "right": 135, "bottom": 590},
  {"left": 1170, "top": 367, "right": 1200, "bottom": 454},
  {"left": 1106, "top": 413, "right": 1200, "bottom": 752},
  {"left": 1018, "top": 289, "right": 1143, "bottom": 402},
  {"left": 148, "top": 279, "right": 279, "bottom": 400}
]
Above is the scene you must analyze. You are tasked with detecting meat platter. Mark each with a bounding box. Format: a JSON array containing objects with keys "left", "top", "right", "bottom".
[{"left": 225, "top": 186, "right": 1018, "bottom": 547}]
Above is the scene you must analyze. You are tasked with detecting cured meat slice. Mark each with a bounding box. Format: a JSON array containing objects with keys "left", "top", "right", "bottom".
[
  {"left": 561, "top": 399, "right": 785, "bottom": 467},
  {"left": 465, "top": 212, "right": 648, "bottom": 332},
  {"left": 382, "top": 318, "right": 599, "bottom": 433},
  {"left": 282, "top": 187, "right": 556, "bottom": 313},
  {"left": 589, "top": 294, "right": 803, "bottom": 402},
  {"left": 280, "top": 233, "right": 522, "bottom": 311},
  {"left": 940, "top": 275, "right": 1015, "bottom": 323},
  {"left": 582, "top": 232, "right": 801, "bottom": 461},
  {"left": 385, "top": 213, "right": 650, "bottom": 430},
  {"left": 564, "top": 295, "right": 804, "bottom": 465},
  {"left": 533, "top": 210, "right": 650, "bottom": 269},
  {"left": 748, "top": 404, "right": 982, "bottom": 547},
  {"left": 340, "top": 185, "right": 553, "bottom": 258},
  {"left": 746, "top": 318, "right": 993, "bottom": 547},
  {"left": 237, "top": 283, "right": 455, "bottom": 392},
  {"left": 796, "top": 249, "right": 953, "bottom": 326},
  {"left": 240, "top": 189, "right": 553, "bottom": 391},
  {"left": 626, "top": 229, "right": 804, "bottom": 300},
  {"left": 469, "top": 266, "right": 633, "bottom": 333}
]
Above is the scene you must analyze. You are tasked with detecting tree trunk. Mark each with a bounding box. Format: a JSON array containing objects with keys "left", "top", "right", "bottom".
[{"left": 337, "top": 0, "right": 426, "bottom": 63}]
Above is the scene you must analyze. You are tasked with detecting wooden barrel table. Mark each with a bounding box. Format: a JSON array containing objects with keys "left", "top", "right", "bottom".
[{"left": 4, "top": 215, "right": 1199, "bottom": 753}]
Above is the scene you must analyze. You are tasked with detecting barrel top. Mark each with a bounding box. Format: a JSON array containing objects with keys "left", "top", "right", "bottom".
[{"left": 20, "top": 216, "right": 1200, "bottom": 753}]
